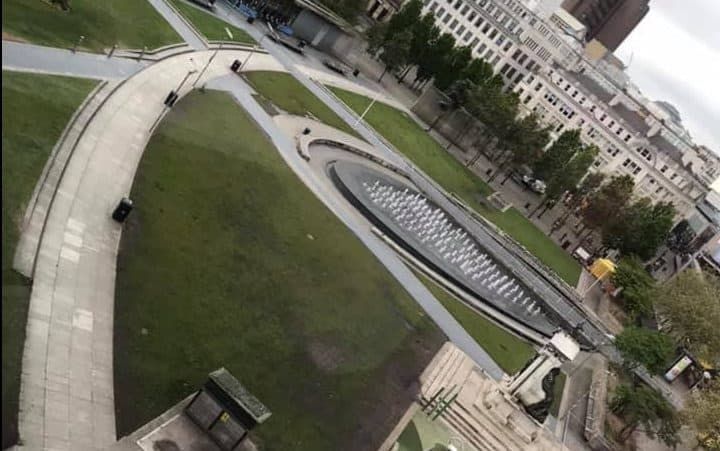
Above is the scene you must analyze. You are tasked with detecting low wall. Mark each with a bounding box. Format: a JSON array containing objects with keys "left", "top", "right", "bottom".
[
  {"left": 584, "top": 357, "right": 610, "bottom": 451},
  {"left": 411, "top": 87, "right": 491, "bottom": 156}
]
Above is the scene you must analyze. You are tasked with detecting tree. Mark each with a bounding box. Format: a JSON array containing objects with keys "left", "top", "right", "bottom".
[
  {"left": 666, "top": 219, "right": 696, "bottom": 255},
  {"left": 605, "top": 199, "right": 676, "bottom": 260},
  {"left": 547, "top": 144, "right": 597, "bottom": 200},
  {"left": 529, "top": 131, "right": 595, "bottom": 216},
  {"left": 551, "top": 172, "right": 605, "bottom": 233},
  {"left": 398, "top": 13, "right": 440, "bottom": 82},
  {"left": 615, "top": 327, "right": 675, "bottom": 374},
  {"left": 365, "top": 22, "right": 389, "bottom": 55},
  {"left": 378, "top": 30, "right": 412, "bottom": 82},
  {"left": 385, "top": 0, "right": 422, "bottom": 40},
  {"left": 581, "top": 175, "right": 635, "bottom": 238},
  {"left": 532, "top": 129, "right": 583, "bottom": 182},
  {"left": 414, "top": 33, "right": 456, "bottom": 89},
  {"left": 460, "top": 58, "right": 495, "bottom": 86},
  {"left": 433, "top": 45, "right": 473, "bottom": 91},
  {"left": 610, "top": 383, "right": 681, "bottom": 446},
  {"left": 682, "top": 380, "right": 720, "bottom": 449},
  {"left": 612, "top": 256, "right": 655, "bottom": 318},
  {"left": 426, "top": 78, "right": 474, "bottom": 131},
  {"left": 655, "top": 270, "right": 720, "bottom": 363}
]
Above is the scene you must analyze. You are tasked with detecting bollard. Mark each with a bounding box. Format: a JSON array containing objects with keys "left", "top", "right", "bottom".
[
  {"left": 138, "top": 46, "right": 146, "bottom": 61},
  {"left": 72, "top": 35, "right": 85, "bottom": 53}
]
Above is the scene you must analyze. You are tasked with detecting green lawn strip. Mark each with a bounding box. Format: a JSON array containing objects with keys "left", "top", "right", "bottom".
[
  {"left": 2, "top": 0, "right": 181, "bottom": 52},
  {"left": 113, "top": 90, "right": 445, "bottom": 450},
  {"left": 329, "top": 86, "right": 581, "bottom": 286},
  {"left": 2, "top": 71, "right": 98, "bottom": 448},
  {"left": 549, "top": 370, "right": 567, "bottom": 417},
  {"left": 396, "top": 420, "right": 423, "bottom": 451},
  {"left": 411, "top": 270, "right": 536, "bottom": 374},
  {"left": 167, "top": 0, "right": 255, "bottom": 44},
  {"left": 244, "top": 71, "right": 361, "bottom": 138},
  {"left": 476, "top": 207, "right": 581, "bottom": 286}
]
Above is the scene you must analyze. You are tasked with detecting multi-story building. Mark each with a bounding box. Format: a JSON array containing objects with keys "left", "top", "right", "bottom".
[
  {"left": 561, "top": 0, "right": 650, "bottom": 51},
  {"left": 420, "top": 0, "right": 719, "bottom": 219}
]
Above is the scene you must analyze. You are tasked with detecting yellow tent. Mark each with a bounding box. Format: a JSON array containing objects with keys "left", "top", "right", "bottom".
[{"left": 590, "top": 258, "right": 616, "bottom": 280}]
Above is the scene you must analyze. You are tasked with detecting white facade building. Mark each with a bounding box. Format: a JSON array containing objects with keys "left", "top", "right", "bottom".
[{"left": 421, "top": 0, "right": 720, "bottom": 219}]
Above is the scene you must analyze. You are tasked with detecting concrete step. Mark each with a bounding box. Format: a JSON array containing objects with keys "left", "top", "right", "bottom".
[
  {"left": 13, "top": 80, "right": 118, "bottom": 278},
  {"left": 440, "top": 403, "right": 506, "bottom": 451}
]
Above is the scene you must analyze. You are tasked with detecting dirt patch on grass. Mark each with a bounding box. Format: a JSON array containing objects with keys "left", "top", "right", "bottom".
[
  {"left": 307, "top": 340, "right": 346, "bottom": 373},
  {"left": 2, "top": 31, "right": 28, "bottom": 43}
]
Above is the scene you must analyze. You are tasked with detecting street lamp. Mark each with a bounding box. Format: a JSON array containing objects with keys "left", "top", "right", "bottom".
[
  {"left": 239, "top": 34, "right": 266, "bottom": 72},
  {"left": 353, "top": 90, "right": 382, "bottom": 127},
  {"left": 72, "top": 35, "right": 85, "bottom": 53},
  {"left": 192, "top": 27, "right": 234, "bottom": 88}
]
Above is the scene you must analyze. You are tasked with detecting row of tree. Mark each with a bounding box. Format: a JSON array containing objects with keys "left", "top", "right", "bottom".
[
  {"left": 370, "top": 1, "right": 676, "bottom": 262},
  {"left": 369, "top": 2, "right": 600, "bottom": 201},
  {"left": 550, "top": 173, "right": 676, "bottom": 260},
  {"left": 608, "top": 270, "right": 720, "bottom": 447}
]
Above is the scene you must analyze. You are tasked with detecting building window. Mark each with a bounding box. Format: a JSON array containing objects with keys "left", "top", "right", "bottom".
[
  {"left": 460, "top": 4, "right": 469, "bottom": 14},
  {"left": 449, "top": 19, "right": 459, "bottom": 30},
  {"left": 489, "top": 29, "right": 498, "bottom": 39},
  {"left": 436, "top": 6, "right": 446, "bottom": 16},
  {"left": 475, "top": 16, "right": 484, "bottom": 27},
  {"left": 453, "top": 0, "right": 462, "bottom": 9},
  {"left": 457, "top": 25, "right": 466, "bottom": 35},
  {"left": 496, "top": 35, "right": 505, "bottom": 46},
  {"left": 512, "top": 49, "right": 522, "bottom": 60},
  {"left": 442, "top": 12, "right": 451, "bottom": 23},
  {"left": 477, "top": 43, "right": 487, "bottom": 54},
  {"left": 482, "top": 24, "right": 492, "bottom": 34},
  {"left": 503, "top": 41, "right": 512, "bottom": 52},
  {"left": 471, "top": 37, "right": 479, "bottom": 48},
  {"left": 514, "top": 72, "right": 523, "bottom": 83},
  {"left": 499, "top": 63, "right": 510, "bottom": 74},
  {"left": 491, "top": 55, "right": 501, "bottom": 66},
  {"left": 468, "top": 11, "right": 476, "bottom": 21},
  {"left": 463, "top": 31, "right": 472, "bottom": 41}
]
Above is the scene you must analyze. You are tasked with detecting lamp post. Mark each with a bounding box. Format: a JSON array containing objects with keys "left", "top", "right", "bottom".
[
  {"left": 239, "top": 34, "right": 265, "bottom": 72},
  {"left": 353, "top": 90, "right": 381, "bottom": 127},
  {"left": 193, "top": 28, "right": 234, "bottom": 88},
  {"left": 72, "top": 35, "right": 85, "bottom": 53}
]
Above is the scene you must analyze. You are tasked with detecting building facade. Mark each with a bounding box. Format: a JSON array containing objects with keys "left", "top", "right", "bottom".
[
  {"left": 561, "top": 0, "right": 650, "bottom": 51},
  {"left": 420, "top": 0, "right": 719, "bottom": 219}
]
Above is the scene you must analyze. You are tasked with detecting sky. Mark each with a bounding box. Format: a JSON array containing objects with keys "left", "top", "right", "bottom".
[{"left": 615, "top": 0, "right": 720, "bottom": 157}]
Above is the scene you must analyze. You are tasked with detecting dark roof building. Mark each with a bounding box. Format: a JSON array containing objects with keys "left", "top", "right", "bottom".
[{"left": 561, "top": 0, "right": 650, "bottom": 51}]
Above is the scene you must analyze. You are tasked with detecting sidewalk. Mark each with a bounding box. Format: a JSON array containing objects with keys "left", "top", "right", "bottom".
[{"left": 15, "top": 49, "right": 278, "bottom": 451}]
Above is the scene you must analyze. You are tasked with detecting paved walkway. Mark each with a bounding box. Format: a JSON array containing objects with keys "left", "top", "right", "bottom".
[
  {"left": 2, "top": 41, "right": 149, "bottom": 79},
  {"left": 146, "top": 0, "right": 206, "bottom": 50},
  {"left": 14, "top": 49, "right": 278, "bottom": 451}
]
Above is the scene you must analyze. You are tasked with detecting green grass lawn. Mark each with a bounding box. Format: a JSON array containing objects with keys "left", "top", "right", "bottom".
[
  {"left": 2, "top": 71, "right": 98, "bottom": 448},
  {"left": 413, "top": 270, "right": 535, "bottom": 374},
  {"left": 397, "top": 411, "right": 451, "bottom": 451},
  {"left": 2, "top": 0, "right": 181, "bottom": 52},
  {"left": 244, "top": 71, "right": 360, "bottom": 138},
  {"left": 549, "top": 370, "right": 567, "bottom": 417},
  {"left": 168, "top": 0, "right": 255, "bottom": 44},
  {"left": 114, "top": 90, "right": 445, "bottom": 451},
  {"left": 329, "top": 87, "right": 581, "bottom": 286}
]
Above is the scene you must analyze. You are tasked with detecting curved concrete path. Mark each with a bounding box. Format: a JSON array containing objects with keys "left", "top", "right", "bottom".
[{"left": 15, "top": 50, "right": 281, "bottom": 451}]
